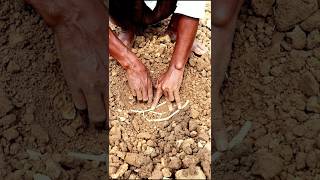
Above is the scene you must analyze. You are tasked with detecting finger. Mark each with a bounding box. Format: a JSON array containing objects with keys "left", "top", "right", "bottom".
[
  {"left": 151, "top": 88, "right": 162, "bottom": 109},
  {"left": 147, "top": 79, "right": 153, "bottom": 104},
  {"left": 163, "top": 90, "right": 169, "bottom": 100},
  {"left": 174, "top": 90, "right": 182, "bottom": 109},
  {"left": 168, "top": 91, "right": 174, "bottom": 102},
  {"left": 130, "top": 88, "right": 137, "bottom": 97},
  {"left": 142, "top": 84, "right": 148, "bottom": 102},
  {"left": 85, "top": 90, "right": 106, "bottom": 128},
  {"left": 136, "top": 89, "right": 143, "bottom": 101},
  {"left": 71, "top": 88, "right": 87, "bottom": 110}
]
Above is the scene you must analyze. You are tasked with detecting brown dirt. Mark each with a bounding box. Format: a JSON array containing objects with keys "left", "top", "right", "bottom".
[
  {"left": 108, "top": 2, "right": 212, "bottom": 179},
  {"left": 213, "top": 0, "right": 320, "bottom": 179},
  {"left": 0, "top": 1, "right": 107, "bottom": 179}
]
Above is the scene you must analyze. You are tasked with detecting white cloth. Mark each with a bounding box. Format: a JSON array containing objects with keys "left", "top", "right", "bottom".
[{"left": 144, "top": 1, "right": 206, "bottom": 19}]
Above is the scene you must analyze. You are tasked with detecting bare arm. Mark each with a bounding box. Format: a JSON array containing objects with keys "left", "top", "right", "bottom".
[
  {"left": 152, "top": 15, "right": 199, "bottom": 109},
  {"left": 108, "top": 28, "right": 153, "bottom": 102}
]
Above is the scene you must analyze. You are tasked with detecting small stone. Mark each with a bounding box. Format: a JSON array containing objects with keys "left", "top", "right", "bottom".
[
  {"left": 137, "top": 132, "right": 152, "bottom": 139},
  {"left": 111, "top": 163, "right": 128, "bottom": 179},
  {"left": 175, "top": 166, "right": 206, "bottom": 179},
  {"left": 31, "top": 124, "right": 50, "bottom": 144},
  {"left": 162, "top": 168, "right": 172, "bottom": 177},
  {"left": 61, "top": 104, "right": 76, "bottom": 120},
  {"left": 251, "top": 0, "right": 275, "bottom": 17},
  {"left": 306, "top": 151, "right": 317, "bottom": 168},
  {"left": 306, "top": 96, "right": 320, "bottom": 113},
  {"left": 3, "top": 127, "right": 19, "bottom": 141},
  {"left": 299, "top": 71, "right": 319, "bottom": 97},
  {"left": 124, "top": 153, "right": 150, "bottom": 167},
  {"left": 45, "top": 159, "right": 62, "bottom": 179},
  {"left": 61, "top": 125, "right": 76, "bottom": 137},
  {"left": 307, "top": 30, "right": 320, "bottom": 49},
  {"left": 292, "top": 124, "right": 307, "bottom": 137},
  {"left": 190, "top": 131, "right": 197, "bottom": 137},
  {"left": 296, "top": 152, "right": 306, "bottom": 170},
  {"left": 168, "top": 157, "right": 182, "bottom": 170},
  {"left": 190, "top": 109, "right": 200, "bottom": 119},
  {"left": 0, "top": 114, "right": 16, "bottom": 127},
  {"left": 182, "top": 155, "right": 200, "bottom": 168},
  {"left": 7, "top": 61, "right": 21, "bottom": 73},
  {"left": 286, "top": 26, "right": 306, "bottom": 49},
  {"left": 301, "top": 10, "right": 320, "bottom": 32},
  {"left": 252, "top": 153, "right": 283, "bottom": 179},
  {"left": 26, "top": 149, "right": 42, "bottom": 160},
  {"left": 0, "top": 95, "right": 13, "bottom": 118}
]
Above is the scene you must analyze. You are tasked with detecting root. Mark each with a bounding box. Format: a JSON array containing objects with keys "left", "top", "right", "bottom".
[
  {"left": 129, "top": 100, "right": 190, "bottom": 122},
  {"left": 129, "top": 101, "right": 167, "bottom": 115},
  {"left": 213, "top": 121, "right": 252, "bottom": 162},
  {"left": 146, "top": 100, "right": 190, "bottom": 122}
]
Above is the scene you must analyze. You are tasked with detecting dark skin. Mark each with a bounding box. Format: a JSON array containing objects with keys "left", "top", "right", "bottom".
[
  {"left": 109, "top": 14, "right": 200, "bottom": 110},
  {"left": 25, "top": 0, "right": 107, "bottom": 127},
  {"left": 213, "top": 0, "right": 244, "bottom": 151}
]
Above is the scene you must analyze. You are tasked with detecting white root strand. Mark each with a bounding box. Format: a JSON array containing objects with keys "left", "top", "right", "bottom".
[
  {"left": 130, "top": 101, "right": 167, "bottom": 114},
  {"left": 146, "top": 100, "right": 190, "bottom": 122}
]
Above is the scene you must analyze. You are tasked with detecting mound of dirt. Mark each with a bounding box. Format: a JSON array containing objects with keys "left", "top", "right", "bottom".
[
  {"left": 108, "top": 2, "right": 212, "bottom": 179},
  {"left": 0, "top": 0, "right": 107, "bottom": 179},
  {"left": 213, "top": 1, "right": 320, "bottom": 179}
]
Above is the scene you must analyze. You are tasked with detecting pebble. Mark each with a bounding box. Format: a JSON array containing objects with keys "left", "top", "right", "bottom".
[
  {"left": 0, "top": 114, "right": 16, "bottom": 127},
  {"left": 306, "top": 96, "right": 320, "bottom": 113},
  {"left": 7, "top": 60, "right": 21, "bottom": 73},
  {"left": 3, "top": 127, "right": 19, "bottom": 141},
  {"left": 175, "top": 166, "right": 206, "bottom": 179},
  {"left": 61, "top": 125, "right": 76, "bottom": 137},
  {"left": 252, "top": 153, "right": 283, "bottom": 179},
  {"left": 162, "top": 168, "right": 172, "bottom": 177},
  {"left": 31, "top": 124, "right": 50, "bottom": 144},
  {"left": 190, "top": 109, "right": 200, "bottom": 119},
  {"left": 45, "top": 159, "right": 62, "bottom": 179},
  {"left": 0, "top": 95, "right": 13, "bottom": 118},
  {"left": 299, "top": 71, "right": 319, "bottom": 96}
]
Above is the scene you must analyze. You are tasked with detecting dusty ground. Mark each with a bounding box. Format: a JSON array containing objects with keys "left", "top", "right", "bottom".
[
  {"left": 0, "top": 1, "right": 107, "bottom": 179},
  {"left": 108, "top": 2, "right": 212, "bottom": 179},
  {"left": 213, "top": 0, "right": 320, "bottom": 179}
]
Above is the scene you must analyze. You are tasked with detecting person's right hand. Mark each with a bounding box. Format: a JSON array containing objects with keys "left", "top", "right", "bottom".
[
  {"left": 126, "top": 59, "right": 153, "bottom": 103},
  {"left": 25, "top": 0, "right": 108, "bottom": 128}
]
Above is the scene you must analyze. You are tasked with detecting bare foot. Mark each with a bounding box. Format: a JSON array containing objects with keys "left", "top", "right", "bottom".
[
  {"left": 165, "top": 30, "right": 207, "bottom": 56},
  {"left": 191, "top": 40, "right": 208, "bottom": 56},
  {"left": 118, "top": 30, "right": 135, "bottom": 48}
]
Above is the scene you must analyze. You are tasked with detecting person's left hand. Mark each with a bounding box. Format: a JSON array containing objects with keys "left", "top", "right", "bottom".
[{"left": 151, "top": 66, "right": 184, "bottom": 109}]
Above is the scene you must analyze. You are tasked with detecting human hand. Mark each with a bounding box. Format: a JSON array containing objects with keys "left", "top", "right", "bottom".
[
  {"left": 26, "top": 0, "right": 108, "bottom": 127},
  {"left": 151, "top": 66, "right": 184, "bottom": 109},
  {"left": 126, "top": 58, "right": 153, "bottom": 103}
]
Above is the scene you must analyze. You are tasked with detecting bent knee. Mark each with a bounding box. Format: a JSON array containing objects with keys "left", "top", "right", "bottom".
[
  {"left": 213, "top": 0, "right": 243, "bottom": 27},
  {"left": 214, "top": 10, "right": 233, "bottom": 27}
]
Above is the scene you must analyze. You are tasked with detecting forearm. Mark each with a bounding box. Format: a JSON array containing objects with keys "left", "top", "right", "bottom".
[
  {"left": 170, "top": 15, "right": 199, "bottom": 70},
  {"left": 108, "top": 28, "right": 138, "bottom": 70}
]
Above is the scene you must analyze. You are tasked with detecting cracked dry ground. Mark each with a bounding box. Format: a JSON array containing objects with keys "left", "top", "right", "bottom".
[
  {"left": 213, "top": 0, "right": 320, "bottom": 180},
  {"left": 108, "top": 2, "right": 212, "bottom": 179}
]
